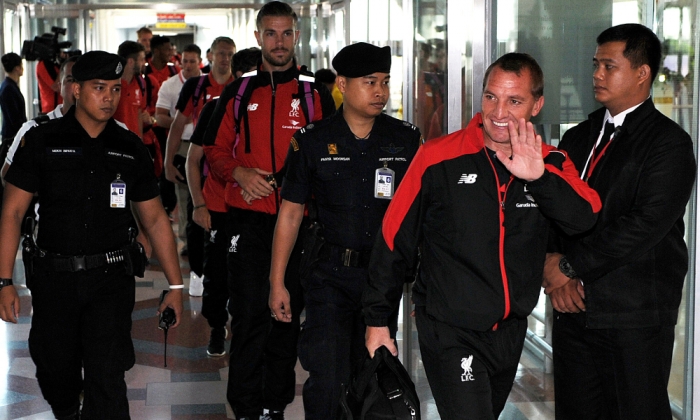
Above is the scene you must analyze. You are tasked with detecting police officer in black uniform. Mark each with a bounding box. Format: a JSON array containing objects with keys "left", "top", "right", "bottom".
[
  {"left": 0, "top": 51, "right": 184, "bottom": 420},
  {"left": 269, "top": 43, "right": 422, "bottom": 420}
]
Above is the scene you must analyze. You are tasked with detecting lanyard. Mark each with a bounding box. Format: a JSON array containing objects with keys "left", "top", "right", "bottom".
[
  {"left": 581, "top": 124, "right": 616, "bottom": 181},
  {"left": 584, "top": 139, "right": 614, "bottom": 181}
]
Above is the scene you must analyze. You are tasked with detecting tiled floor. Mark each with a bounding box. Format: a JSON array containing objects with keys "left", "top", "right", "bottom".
[{"left": 0, "top": 235, "right": 555, "bottom": 420}]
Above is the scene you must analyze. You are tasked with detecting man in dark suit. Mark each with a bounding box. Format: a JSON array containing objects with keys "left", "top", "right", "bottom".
[{"left": 543, "top": 23, "right": 696, "bottom": 420}]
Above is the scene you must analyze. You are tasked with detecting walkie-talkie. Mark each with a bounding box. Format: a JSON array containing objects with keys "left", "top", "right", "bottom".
[{"left": 158, "top": 290, "right": 176, "bottom": 367}]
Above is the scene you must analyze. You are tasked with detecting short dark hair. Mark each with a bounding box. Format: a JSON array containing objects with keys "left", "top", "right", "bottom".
[
  {"left": 136, "top": 27, "right": 152, "bottom": 36},
  {"left": 117, "top": 40, "right": 145, "bottom": 61},
  {"left": 150, "top": 35, "right": 171, "bottom": 51},
  {"left": 256, "top": 1, "right": 298, "bottom": 30},
  {"left": 232, "top": 47, "right": 261, "bottom": 75},
  {"left": 597, "top": 23, "right": 661, "bottom": 81},
  {"left": 60, "top": 55, "right": 80, "bottom": 75},
  {"left": 483, "top": 52, "right": 544, "bottom": 99},
  {"left": 183, "top": 44, "right": 201, "bottom": 56},
  {"left": 1, "top": 53, "right": 22, "bottom": 73},
  {"left": 210, "top": 36, "right": 236, "bottom": 53},
  {"left": 314, "top": 68, "right": 336, "bottom": 84}
]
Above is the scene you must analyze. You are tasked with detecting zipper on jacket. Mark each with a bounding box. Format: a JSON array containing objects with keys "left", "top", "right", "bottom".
[
  {"left": 270, "top": 79, "right": 280, "bottom": 213},
  {"left": 484, "top": 149, "right": 513, "bottom": 329}
]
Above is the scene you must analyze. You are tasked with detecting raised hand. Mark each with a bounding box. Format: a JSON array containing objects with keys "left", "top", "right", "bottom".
[{"left": 495, "top": 118, "right": 545, "bottom": 182}]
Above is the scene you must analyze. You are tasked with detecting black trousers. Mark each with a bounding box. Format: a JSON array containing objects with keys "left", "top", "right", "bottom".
[
  {"left": 159, "top": 174, "right": 176, "bottom": 214},
  {"left": 225, "top": 208, "right": 304, "bottom": 418},
  {"left": 185, "top": 195, "right": 204, "bottom": 276},
  {"left": 0, "top": 137, "right": 12, "bottom": 211},
  {"left": 415, "top": 307, "right": 527, "bottom": 420},
  {"left": 553, "top": 311, "right": 675, "bottom": 420},
  {"left": 298, "top": 261, "right": 397, "bottom": 420},
  {"left": 201, "top": 210, "right": 229, "bottom": 328},
  {"left": 28, "top": 263, "right": 135, "bottom": 419},
  {"left": 155, "top": 126, "right": 176, "bottom": 213}
]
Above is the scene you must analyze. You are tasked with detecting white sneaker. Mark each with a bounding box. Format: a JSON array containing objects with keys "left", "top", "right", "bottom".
[{"left": 189, "top": 271, "right": 204, "bottom": 297}]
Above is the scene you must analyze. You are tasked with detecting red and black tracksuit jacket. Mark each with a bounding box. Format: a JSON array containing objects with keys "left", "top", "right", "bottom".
[
  {"left": 362, "top": 113, "right": 602, "bottom": 331},
  {"left": 204, "top": 62, "right": 335, "bottom": 215}
]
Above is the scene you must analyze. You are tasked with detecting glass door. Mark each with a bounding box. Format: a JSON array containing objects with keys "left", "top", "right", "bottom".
[{"left": 488, "top": 0, "right": 698, "bottom": 417}]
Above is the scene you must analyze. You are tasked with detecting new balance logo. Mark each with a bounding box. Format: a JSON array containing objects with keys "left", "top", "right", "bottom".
[
  {"left": 458, "top": 174, "right": 478, "bottom": 184},
  {"left": 229, "top": 234, "right": 240, "bottom": 253},
  {"left": 247, "top": 103, "right": 259, "bottom": 111}
]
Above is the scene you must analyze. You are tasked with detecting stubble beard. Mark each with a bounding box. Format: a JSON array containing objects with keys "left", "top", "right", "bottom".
[{"left": 263, "top": 49, "right": 293, "bottom": 68}]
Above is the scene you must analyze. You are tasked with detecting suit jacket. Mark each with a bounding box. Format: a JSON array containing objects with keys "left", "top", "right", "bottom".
[
  {"left": 556, "top": 98, "right": 696, "bottom": 329},
  {"left": 0, "top": 77, "right": 26, "bottom": 139}
]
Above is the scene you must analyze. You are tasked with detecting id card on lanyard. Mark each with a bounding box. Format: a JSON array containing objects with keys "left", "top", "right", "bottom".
[
  {"left": 110, "top": 174, "right": 127, "bottom": 208},
  {"left": 375, "top": 162, "right": 395, "bottom": 199}
]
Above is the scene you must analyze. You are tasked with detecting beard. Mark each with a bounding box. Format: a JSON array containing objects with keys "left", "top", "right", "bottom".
[{"left": 263, "top": 48, "right": 293, "bottom": 68}]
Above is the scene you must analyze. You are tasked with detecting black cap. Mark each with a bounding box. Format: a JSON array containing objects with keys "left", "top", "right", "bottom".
[
  {"left": 72, "top": 51, "right": 125, "bottom": 82},
  {"left": 332, "top": 43, "right": 391, "bottom": 77}
]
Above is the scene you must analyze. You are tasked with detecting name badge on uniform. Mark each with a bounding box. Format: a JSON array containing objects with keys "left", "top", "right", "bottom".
[
  {"left": 110, "top": 174, "right": 126, "bottom": 208},
  {"left": 375, "top": 162, "right": 395, "bottom": 200}
]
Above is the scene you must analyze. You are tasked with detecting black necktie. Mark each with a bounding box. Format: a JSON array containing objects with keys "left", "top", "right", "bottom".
[{"left": 595, "top": 122, "right": 616, "bottom": 156}]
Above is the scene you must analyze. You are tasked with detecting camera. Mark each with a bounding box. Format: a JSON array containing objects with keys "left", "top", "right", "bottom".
[
  {"left": 158, "top": 290, "right": 176, "bottom": 331},
  {"left": 21, "top": 26, "right": 78, "bottom": 63}
]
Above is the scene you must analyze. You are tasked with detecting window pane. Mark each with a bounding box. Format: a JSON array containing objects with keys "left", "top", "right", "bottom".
[{"left": 414, "top": 0, "right": 447, "bottom": 140}]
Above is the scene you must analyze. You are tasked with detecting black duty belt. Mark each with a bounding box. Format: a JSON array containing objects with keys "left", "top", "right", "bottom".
[
  {"left": 40, "top": 249, "right": 127, "bottom": 272},
  {"left": 319, "top": 243, "right": 372, "bottom": 268}
]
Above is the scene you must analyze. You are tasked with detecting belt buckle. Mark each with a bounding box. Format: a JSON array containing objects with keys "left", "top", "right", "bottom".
[
  {"left": 71, "top": 255, "right": 87, "bottom": 271},
  {"left": 342, "top": 249, "right": 354, "bottom": 267}
]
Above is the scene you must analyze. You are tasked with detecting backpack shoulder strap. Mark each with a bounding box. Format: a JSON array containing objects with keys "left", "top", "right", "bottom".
[
  {"left": 135, "top": 74, "right": 146, "bottom": 92},
  {"left": 144, "top": 75, "right": 154, "bottom": 105},
  {"left": 297, "top": 65, "right": 316, "bottom": 123},
  {"left": 298, "top": 76, "right": 315, "bottom": 124},
  {"left": 233, "top": 71, "right": 256, "bottom": 125},
  {"left": 232, "top": 71, "right": 258, "bottom": 154},
  {"left": 192, "top": 74, "right": 209, "bottom": 109}
]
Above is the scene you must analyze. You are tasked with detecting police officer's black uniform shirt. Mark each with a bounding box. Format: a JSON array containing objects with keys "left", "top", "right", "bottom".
[
  {"left": 5, "top": 106, "right": 160, "bottom": 255},
  {"left": 281, "top": 110, "right": 422, "bottom": 251}
]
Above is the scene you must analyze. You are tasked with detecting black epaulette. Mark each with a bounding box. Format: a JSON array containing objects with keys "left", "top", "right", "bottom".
[
  {"left": 297, "top": 115, "right": 333, "bottom": 136},
  {"left": 381, "top": 114, "right": 424, "bottom": 144},
  {"left": 385, "top": 115, "right": 418, "bottom": 131}
]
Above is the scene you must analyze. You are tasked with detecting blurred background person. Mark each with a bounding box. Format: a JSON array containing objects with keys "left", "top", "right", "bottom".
[{"left": 314, "top": 68, "right": 342, "bottom": 109}]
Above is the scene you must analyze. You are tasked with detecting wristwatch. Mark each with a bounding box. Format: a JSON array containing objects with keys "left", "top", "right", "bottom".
[
  {"left": 558, "top": 256, "right": 577, "bottom": 279},
  {"left": 0, "top": 278, "right": 13, "bottom": 292}
]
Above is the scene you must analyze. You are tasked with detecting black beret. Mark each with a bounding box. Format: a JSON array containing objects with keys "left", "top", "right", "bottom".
[
  {"left": 72, "top": 51, "right": 125, "bottom": 82},
  {"left": 332, "top": 43, "right": 391, "bottom": 77}
]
